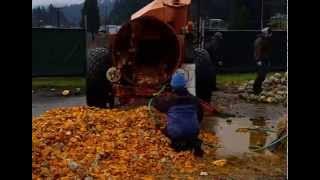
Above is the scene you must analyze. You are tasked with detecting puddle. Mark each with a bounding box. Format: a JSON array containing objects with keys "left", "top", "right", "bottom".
[{"left": 203, "top": 103, "right": 286, "bottom": 158}]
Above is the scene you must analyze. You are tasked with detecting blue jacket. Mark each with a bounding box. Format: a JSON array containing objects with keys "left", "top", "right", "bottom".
[{"left": 153, "top": 88, "right": 203, "bottom": 140}]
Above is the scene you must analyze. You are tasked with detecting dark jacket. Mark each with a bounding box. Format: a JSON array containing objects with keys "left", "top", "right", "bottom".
[
  {"left": 206, "top": 36, "right": 224, "bottom": 64},
  {"left": 254, "top": 34, "right": 272, "bottom": 61},
  {"left": 153, "top": 88, "right": 203, "bottom": 140}
]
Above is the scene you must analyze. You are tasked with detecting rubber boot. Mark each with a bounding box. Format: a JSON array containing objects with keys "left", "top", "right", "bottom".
[{"left": 193, "top": 139, "right": 204, "bottom": 157}]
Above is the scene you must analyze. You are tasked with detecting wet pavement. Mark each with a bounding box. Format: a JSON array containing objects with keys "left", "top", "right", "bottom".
[
  {"left": 211, "top": 91, "right": 286, "bottom": 120},
  {"left": 203, "top": 116, "right": 278, "bottom": 157},
  {"left": 203, "top": 90, "right": 287, "bottom": 158},
  {"left": 32, "top": 93, "right": 85, "bottom": 117}
]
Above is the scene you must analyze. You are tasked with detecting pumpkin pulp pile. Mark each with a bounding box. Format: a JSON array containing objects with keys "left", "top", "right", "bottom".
[
  {"left": 32, "top": 106, "right": 218, "bottom": 179},
  {"left": 238, "top": 72, "right": 287, "bottom": 104}
]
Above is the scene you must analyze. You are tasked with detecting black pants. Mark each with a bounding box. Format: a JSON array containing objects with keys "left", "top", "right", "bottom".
[
  {"left": 170, "top": 137, "right": 203, "bottom": 152},
  {"left": 211, "top": 59, "right": 217, "bottom": 91},
  {"left": 161, "top": 128, "right": 202, "bottom": 152},
  {"left": 196, "top": 86, "right": 212, "bottom": 103},
  {"left": 212, "top": 71, "right": 217, "bottom": 91},
  {"left": 253, "top": 61, "right": 269, "bottom": 95}
]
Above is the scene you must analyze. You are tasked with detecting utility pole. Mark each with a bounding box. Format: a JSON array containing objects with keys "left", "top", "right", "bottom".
[
  {"left": 85, "top": 15, "right": 88, "bottom": 65},
  {"left": 84, "top": 15, "right": 88, "bottom": 31},
  {"left": 57, "top": 7, "right": 61, "bottom": 28},
  {"left": 201, "top": 18, "right": 205, "bottom": 49},
  {"left": 261, "top": 0, "right": 264, "bottom": 29},
  {"left": 39, "top": 20, "right": 43, "bottom": 27},
  {"left": 105, "top": 3, "right": 109, "bottom": 33},
  {"left": 197, "top": 0, "right": 201, "bottom": 48},
  {"left": 281, "top": 0, "right": 283, "bottom": 29}
]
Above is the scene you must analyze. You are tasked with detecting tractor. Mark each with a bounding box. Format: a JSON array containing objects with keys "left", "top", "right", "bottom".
[{"left": 86, "top": 0, "right": 215, "bottom": 110}]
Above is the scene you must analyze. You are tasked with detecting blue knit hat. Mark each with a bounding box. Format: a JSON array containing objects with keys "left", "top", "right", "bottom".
[{"left": 170, "top": 72, "right": 187, "bottom": 89}]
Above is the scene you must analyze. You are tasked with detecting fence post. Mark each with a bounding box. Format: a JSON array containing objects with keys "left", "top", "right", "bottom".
[{"left": 84, "top": 15, "right": 88, "bottom": 77}]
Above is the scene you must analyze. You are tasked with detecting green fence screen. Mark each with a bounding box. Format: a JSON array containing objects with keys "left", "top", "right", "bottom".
[{"left": 32, "top": 28, "right": 86, "bottom": 76}]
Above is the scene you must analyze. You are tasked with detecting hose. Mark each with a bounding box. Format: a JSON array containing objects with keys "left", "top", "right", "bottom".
[
  {"left": 252, "top": 134, "right": 287, "bottom": 152},
  {"left": 147, "top": 85, "right": 167, "bottom": 127}
]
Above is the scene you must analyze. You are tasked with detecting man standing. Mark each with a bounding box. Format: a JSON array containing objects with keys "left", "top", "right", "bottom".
[
  {"left": 253, "top": 27, "right": 272, "bottom": 95},
  {"left": 205, "top": 32, "right": 224, "bottom": 91}
]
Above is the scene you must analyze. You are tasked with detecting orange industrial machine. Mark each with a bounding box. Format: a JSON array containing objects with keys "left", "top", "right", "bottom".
[{"left": 86, "top": 0, "right": 215, "bottom": 112}]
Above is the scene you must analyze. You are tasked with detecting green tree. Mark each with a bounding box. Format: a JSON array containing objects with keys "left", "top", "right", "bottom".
[{"left": 81, "top": 0, "right": 101, "bottom": 40}]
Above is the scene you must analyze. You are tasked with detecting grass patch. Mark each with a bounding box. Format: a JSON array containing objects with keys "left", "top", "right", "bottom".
[
  {"left": 217, "top": 73, "right": 256, "bottom": 85},
  {"left": 32, "top": 77, "right": 85, "bottom": 90},
  {"left": 217, "top": 72, "right": 284, "bottom": 86},
  {"left": 32, "top": 72, "right": 284, "bottom": 90}
]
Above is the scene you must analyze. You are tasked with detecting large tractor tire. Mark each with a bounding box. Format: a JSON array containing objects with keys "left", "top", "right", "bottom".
[
  {"left": 86, "top": 48, "right": 114, "bottom": 108},
  {"left": 194, "top": 48, "right": 216, "bottom": 103}
]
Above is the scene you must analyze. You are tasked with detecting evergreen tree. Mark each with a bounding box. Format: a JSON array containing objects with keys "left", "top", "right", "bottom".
[{"left": 81, "top": 0, "right": 101, "bottom": 40}]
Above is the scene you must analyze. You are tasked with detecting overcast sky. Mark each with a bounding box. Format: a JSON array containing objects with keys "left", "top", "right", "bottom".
[{"left": 32, "top": 0, "right": 84, "bottom": 8}]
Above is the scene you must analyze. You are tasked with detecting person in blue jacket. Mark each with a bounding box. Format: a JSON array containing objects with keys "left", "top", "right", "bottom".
[{"left": 153, "top": 72, "right": 204, "bottom": 157}]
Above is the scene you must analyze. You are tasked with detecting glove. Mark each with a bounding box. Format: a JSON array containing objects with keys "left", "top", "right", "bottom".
[{"left": 257, "top": 61, "right": 262, "bottom": 66}]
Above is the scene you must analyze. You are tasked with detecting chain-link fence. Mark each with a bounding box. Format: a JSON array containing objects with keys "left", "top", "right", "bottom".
[{"left": 32, "top": 28, "right": 287, "bottom": 76}]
